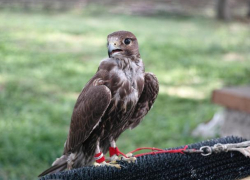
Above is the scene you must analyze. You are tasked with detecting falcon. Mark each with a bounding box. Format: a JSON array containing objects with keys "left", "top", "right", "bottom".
[{"left": 39, "top": 31, "right": 159, "bottom": 177}]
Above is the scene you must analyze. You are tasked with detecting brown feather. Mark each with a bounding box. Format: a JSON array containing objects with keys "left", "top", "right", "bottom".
[
  {"left": 64, "top": 84, "right": 111, "bottom": 153},
  {"left": 39, "top": 31, "right": 159, "bottom": 177},
  {"left": 129, "top": 73, "right": 159, "bottom": 129},
  {"left": 38, "top": 161, "right": 67, "bottom": 177}
]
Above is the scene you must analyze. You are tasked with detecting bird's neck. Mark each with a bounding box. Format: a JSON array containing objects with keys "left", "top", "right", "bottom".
[{"left": 115, "top": 55, "right": 141, "bottom": 71}]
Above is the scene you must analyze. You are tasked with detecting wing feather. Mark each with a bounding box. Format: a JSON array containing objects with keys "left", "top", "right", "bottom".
[
  {"left": 64, "top": 84, "right": 111, "bottom": 153},
  {"left": 129, "top": 72, "right": 159, "bottom": 129}
]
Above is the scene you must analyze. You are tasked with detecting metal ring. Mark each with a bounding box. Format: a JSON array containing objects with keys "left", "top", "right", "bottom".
[{"left": 200, "top": 146, "right": 212, "bottom": 156}]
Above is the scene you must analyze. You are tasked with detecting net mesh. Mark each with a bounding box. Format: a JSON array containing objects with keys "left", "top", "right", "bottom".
[{"left": 40, "top": 136, "right": 250, "bottom": 180}]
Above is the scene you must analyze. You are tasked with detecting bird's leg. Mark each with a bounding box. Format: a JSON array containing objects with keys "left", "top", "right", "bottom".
[
  {"left": 108, "top": 139, "right": 119, "bottom": 162},
  {"left": 93, "top": 141, "right": 105, "bottom": 167},
  {"left": 108, "top": 139, "right": 136, "bottom": 163},
  {"left": 93, "top": 140, "right": 120, "bottom": 168}
]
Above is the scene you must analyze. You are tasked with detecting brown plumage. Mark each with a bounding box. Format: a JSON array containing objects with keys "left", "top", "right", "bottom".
[{"left": 39, "top": 30, "right": 159, "bottom": 177}]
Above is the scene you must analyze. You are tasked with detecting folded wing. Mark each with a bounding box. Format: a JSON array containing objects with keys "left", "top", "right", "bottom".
[
  {"left": 64, "top": 84, "right": 112, "bottom": 153},
  {"left": 129, "top": 73, "right": 159, "bottom": 129}
]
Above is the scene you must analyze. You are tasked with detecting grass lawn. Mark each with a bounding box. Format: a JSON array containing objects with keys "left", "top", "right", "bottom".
[{"left": 0, "top": 7, "right": 250, "bottom": 180}]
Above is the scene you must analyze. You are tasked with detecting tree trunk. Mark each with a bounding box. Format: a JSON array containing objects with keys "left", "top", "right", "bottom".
[
  {"left": 216, "top": 0, "right": 231, "bottom": 21},
  {"left": 247, "top": 0, "right": 250, "bottom": 18},
  {"left": 43, "top": 0, "right": 54, "bottom": 11}
]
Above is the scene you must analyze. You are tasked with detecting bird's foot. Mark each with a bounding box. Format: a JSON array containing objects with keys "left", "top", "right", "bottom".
[
  {"left": 126, "top": 153, "right": 134, "bottom": 158},
  {"left": 93, "top": 161, "right": 121, "bottom": 168},
  {"left": 119, "top": 155, "right": 136, "bottom": 163},
  {"left": 93, "top": 162, "right": 101, "bottom": 167},
  {"left": 108, "top": 147, "right": 136, "bottom": 163},
  {"left": 108, "top": 154, "right": 136, "bottom": 163},
  {"left": 102, "top": 161, "right": 121, "bottom": 168}
]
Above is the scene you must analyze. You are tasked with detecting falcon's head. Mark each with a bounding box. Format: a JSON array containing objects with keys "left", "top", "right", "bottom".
[{"left": 107, "top": 31, "right": 140, "bottom": 58}]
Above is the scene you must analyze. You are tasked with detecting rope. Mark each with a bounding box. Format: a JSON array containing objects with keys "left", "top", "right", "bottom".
[
  {"left": 115, "top": 140, "right": 250, "bottom": 158},
  {"left": 125, "top": 146, "right": 188, "bottom": 157}
]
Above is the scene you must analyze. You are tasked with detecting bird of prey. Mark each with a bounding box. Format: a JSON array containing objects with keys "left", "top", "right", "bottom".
[{"left": 39, "top": 30, "right": 159, "bottom": 177}]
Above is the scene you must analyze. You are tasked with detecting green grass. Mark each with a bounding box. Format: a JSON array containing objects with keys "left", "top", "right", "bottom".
[{"left": 0, "top": 7, "right": 250, "bottom": 180}]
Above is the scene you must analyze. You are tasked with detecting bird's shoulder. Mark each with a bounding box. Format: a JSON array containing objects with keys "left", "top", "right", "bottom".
[{"left": 98, "top": 58, "right": 117, "bottom": 72}]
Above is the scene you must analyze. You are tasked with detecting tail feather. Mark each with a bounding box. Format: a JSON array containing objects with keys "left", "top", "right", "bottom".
[
  {"left": 38, "top": 162, "right": 67, "bottom": 177},
  {"left": 38, "top": 155, "right": 68, "bottom": 177}
]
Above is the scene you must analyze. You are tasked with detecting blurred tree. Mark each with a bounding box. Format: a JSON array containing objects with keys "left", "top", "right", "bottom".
[
  {"left": 43, "top": 0, "right": 53, "bottom": 11},
  {"left": 216, "top": 0, "right": 231, "bottom": 21},
  {"left": 248, "top": 0, "right": 250, "bottom": 17}
]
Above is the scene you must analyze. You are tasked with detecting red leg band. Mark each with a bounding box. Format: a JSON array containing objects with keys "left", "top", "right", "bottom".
[
  {"left": 109, "top": 147, "right": 120, "bottom": 157},
  {"left": 94, "top": 152, "right": 105, "bottom": 163}
]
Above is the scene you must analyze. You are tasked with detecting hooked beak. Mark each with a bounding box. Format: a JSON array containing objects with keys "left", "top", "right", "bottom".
[{"left": 108, "top": 42, "right": 122, "bottom": 57}]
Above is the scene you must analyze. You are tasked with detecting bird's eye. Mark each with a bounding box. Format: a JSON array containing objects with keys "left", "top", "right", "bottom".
[{"left": 124, "top": 38, "right": 131, "bottom": 45}]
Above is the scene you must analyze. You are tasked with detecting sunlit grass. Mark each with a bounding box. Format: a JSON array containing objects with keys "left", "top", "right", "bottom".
[{"left": 0, "top": 8, "right": 249, "bottom": 180}]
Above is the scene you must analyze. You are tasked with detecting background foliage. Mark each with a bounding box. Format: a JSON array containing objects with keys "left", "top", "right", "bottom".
[{"left": 0, "top": 5, "right": 249, "bottom": 180}]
